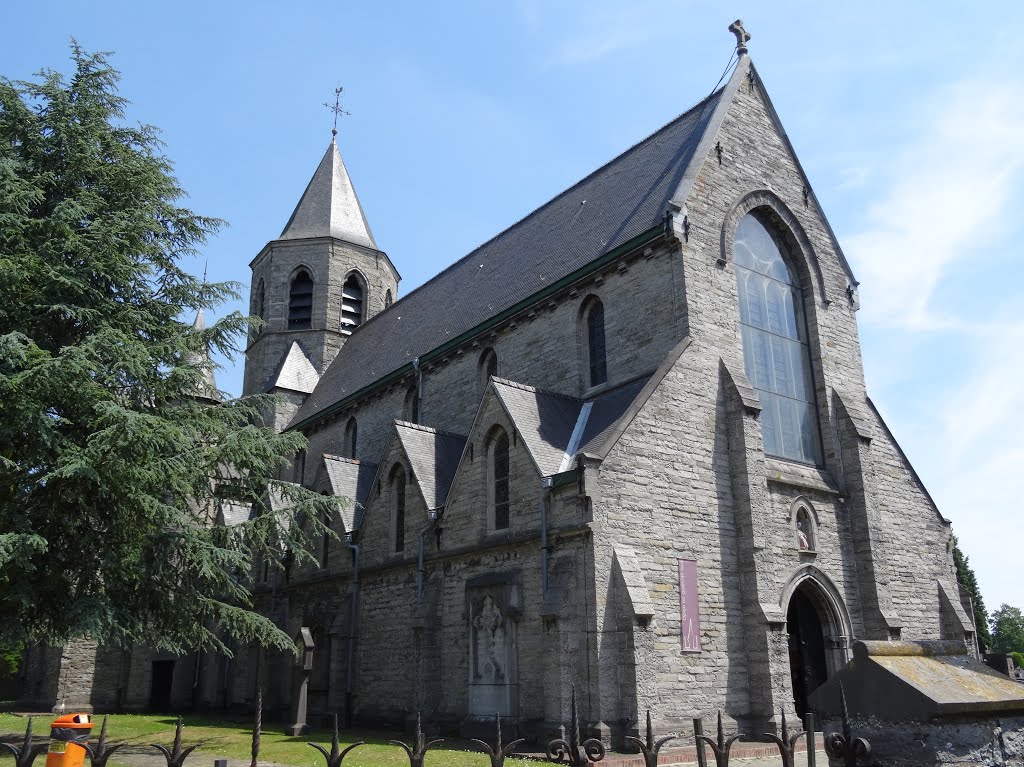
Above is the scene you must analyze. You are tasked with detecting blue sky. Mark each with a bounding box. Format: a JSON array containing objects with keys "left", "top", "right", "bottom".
[{"left": 5, "top": 3, "right": 1022, "bottom": 617}]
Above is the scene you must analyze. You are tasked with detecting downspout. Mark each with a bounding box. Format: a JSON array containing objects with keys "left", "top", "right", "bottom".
[
  {"left": 344, "top": 536, "right": 361, "bottom": 727},
  {"left": 417, "top": 512, "right": 438, "bottom": 602},
  {"left": 413, "top": 357, "right": 423, "bottom": 419},
  {"left": 540, "top": 478, "right": 553, "bottom": 594}
]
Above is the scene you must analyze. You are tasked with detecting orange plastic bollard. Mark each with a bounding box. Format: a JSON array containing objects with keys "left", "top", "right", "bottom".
[{"left": 46, "top": 714, "right": 93, "bottom": 767}]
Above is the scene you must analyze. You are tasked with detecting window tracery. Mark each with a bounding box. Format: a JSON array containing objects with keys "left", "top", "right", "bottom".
[{"left": 734, "top": 213, "right": 822, "bottom": 464}]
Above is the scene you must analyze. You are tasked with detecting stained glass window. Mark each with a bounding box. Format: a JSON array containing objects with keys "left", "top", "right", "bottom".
[{"left": 735, "top": 213, "right": 822, "bottom": 465}]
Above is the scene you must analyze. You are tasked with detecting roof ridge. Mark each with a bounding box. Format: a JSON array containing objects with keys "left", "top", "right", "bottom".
[
  {"left": 357, "top": 89, "right": 726, "bottom": 318},
  {"left": 323, "top": 453, "right": 364, "bottom": 465},
  {"left": 394, "top": 420, "right": 467, "bottom": 439},
  {"left": 492, "top": 376, "right": 582, "bottom": 402},
  {"left": 585, "top": 370, "right": 655, "bottom": 403}
]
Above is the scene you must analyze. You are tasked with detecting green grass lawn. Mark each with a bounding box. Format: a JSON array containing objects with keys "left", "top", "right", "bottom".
[{"left": 0, "top": 713, "right": 546, "bottom": 767}]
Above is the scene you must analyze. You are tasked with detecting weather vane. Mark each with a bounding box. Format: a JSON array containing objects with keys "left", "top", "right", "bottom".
[{"left": 324, "top": 86, "right": 350, "bottom": 138}]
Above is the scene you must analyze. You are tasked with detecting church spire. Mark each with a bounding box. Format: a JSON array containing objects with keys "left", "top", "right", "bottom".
[
  {"left": 187, "top": 309, "right": 221, "bottom": 403},
  {"left": 278, "top": 138, "right": 377, "bottom": 249}
]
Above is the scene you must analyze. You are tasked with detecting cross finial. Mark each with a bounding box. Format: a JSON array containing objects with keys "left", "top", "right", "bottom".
[
  {"left": 728, "top": 19, "right": 750, "bottom": 55},
  {"left": 324, "top": 86, "right": 350, "bottom": 138}
]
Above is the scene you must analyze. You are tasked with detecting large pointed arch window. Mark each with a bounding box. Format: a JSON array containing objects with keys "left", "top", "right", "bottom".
[
  {"left": 341, "top": 273, "right": 365, "bottom": 332},
  {"left": 288, "top": 269, "right": 314, "bottom": 330},
  {"left": 735, "top": 213, "right": 822, "bottom": 465}
]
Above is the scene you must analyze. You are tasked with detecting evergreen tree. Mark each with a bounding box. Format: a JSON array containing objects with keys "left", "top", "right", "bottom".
[
  {"left": 990, "top": 605, "right": 1024, "bottom": 654},
  {"left": 0, "top": 45, "right": 335, "bottom": 654},
  {"left": 952, "top": 536, "right": 991, "bottom": 650}
]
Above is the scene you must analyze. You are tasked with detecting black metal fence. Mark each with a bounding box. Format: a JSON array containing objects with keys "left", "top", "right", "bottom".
[{"left": 1, "top": 687, "right": 872, "bottom": 767}]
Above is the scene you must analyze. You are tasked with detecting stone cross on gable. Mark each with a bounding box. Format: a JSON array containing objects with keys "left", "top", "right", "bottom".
[
  {"left": 728, "top": 19, "right": 751, "bottom": 55},
  {"left": 324, "top": 86, "right": 350, "bottom": 138}
]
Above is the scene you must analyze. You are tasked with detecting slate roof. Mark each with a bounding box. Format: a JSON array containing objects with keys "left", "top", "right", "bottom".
[
  {"left": 272, "top": 341, "right": 320, "bottom": 394},
  {"left": 492, "top": 376, "right": 651, "bottom": 476},
  {"left": 578, "top": 376, "right": 650, "bottom": 455},
  {"left": 492, "top": 379, "right": 582, "bottom": 476},
  {"left": 291, "top": 90, "right": 724, "bottom": 428},
  {"left": 394, "top": 422, "right": 467, "bottom": 511},
  {"left": 217, "top": 499, "right": 253, "bottom": 527},
  {"left": 279, "top": 139, "right": 377, "bottom": 248},
  {"left": 321, "top": 454, "right": 377, "bottom": 531}
]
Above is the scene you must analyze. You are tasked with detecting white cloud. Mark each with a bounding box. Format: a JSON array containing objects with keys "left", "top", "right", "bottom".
[
  {"left": 516, "top": 1, "right": 670, "bottom": 66},
  {"left": 845, "top": 70, "right": 1024, "bottom": 613},
  {"left": 844, "top": 77, "right": 1024, "bottom": 331}
]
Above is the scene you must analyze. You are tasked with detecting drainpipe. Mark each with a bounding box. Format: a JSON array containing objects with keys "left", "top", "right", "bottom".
[
  {"left": 417, "top": 512, "right": 438, "bottom": 602},
  {"left": 541, "top": 477, "right": 553, "bottom": 594},
  {"left": 344, "top": 536, "right": 361, "bottom": 727},
  {"left": 412, "top": 357, "right": 423, "bottom": 419}
]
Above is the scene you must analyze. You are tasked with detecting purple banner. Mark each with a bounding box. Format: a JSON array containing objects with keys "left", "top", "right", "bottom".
[{"left": 678, "top": 559, "right": 701, "bottom": 653}]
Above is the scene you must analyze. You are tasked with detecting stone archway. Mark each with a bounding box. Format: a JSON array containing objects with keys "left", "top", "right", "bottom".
[
  {"left": 782, "top": 571, "right": 852, "bottom": 719},
  {"left": 787, "top": 585, "right": 828, "bottom": 718}
]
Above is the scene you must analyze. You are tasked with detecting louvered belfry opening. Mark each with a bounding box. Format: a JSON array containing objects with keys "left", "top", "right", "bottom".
[
  {"left": 288, "top": 269, "right": 314, "bottom": 330},
  {"left": 341, "top": 273, "right": 364, "bottom": 333}
]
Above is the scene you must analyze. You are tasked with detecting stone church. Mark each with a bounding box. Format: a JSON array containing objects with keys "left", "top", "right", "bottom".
[{"left": 19, "top": 30, "right": 976, "bottom": 742}]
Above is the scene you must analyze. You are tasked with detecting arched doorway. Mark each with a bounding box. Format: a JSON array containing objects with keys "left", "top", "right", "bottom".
[{"left": 787, "top": 585, "right": 829, "bottom": 718}]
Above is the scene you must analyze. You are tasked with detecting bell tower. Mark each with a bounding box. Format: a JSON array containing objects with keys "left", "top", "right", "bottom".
[{"left": 244, "top": 135, "right": 400, "bottom": 430}]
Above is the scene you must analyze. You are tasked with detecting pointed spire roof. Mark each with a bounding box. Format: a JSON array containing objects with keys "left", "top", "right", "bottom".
[
  {"left": 278, "top": 139, "right": 377, "bottom": 248},
  {"left": 187, "top": 309, "right": 221, "bottom": 403}
]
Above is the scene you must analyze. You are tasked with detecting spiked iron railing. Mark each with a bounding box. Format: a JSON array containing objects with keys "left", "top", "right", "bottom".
[
  {"left": 151, "top": 716, "right": 203, "bottom": 767},
  {"left": 623, "top": 710, "right": 676, "bottom": 767},
  {"left": 694, "top": 712, "right": 746, "bottom": 767},
  {"left": 0, "top": 717, "right": 45, "bottom": 767},
  {"left": 84, "top": 716, "right": 126, "bottom": 767},
  {"left": 761, "top": 711, "right": 806, "bottom": 767},
  {"left": 250, "top": 684, "right": 261, "bottom": 767},
  {"left": 307, "top": 714, "right": 364, "bottom": 767},
  {"left": 545, "top": 689, "right": 606, "bottom": 767},
  {"left": 823, "top": 684, "right": 872, "bottom": 767},
  {"left": 0, "top": 686, "right": 875, "bottom": 767},
  {"left": 468, "top": 714, "right": 525, "bottom": 767},
  {"left": 387, "top": 713, "right": 444, "bottom": 767}
]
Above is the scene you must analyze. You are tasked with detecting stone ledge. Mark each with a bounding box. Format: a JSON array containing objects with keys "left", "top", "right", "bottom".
[{"left": 764, "top": 458, "right": 840, "bottom": 494}]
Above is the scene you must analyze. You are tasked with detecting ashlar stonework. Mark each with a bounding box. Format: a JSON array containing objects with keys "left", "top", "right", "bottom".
[{"left": 20, "top": 48, "right": 976, "bottom": 747}]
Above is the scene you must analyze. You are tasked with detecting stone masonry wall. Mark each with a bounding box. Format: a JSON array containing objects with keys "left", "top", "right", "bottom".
[{"left": 587, "top": 57, "right": 958, "bottom": 737}]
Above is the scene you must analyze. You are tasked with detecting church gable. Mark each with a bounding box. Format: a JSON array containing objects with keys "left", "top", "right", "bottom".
[
  {"left": 318, "top": 453, "right": 376, "bottom": 533},
  {"left": 394, "top": 421, "right": 467, "bottom": 511},
  {"left": 437, "top": 384, "right": 544, "bottom": 549},
  {"left": 355, "top": 425, "right": 431, "bottom": 566}
]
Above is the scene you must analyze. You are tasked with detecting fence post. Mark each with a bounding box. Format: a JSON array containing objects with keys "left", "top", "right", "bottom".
[
  {"left": 693, "top": 718, "right": 708, "bottom": 767},
  {"left": 804, "top": 713, "right": 816, "bottom": 767}
]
